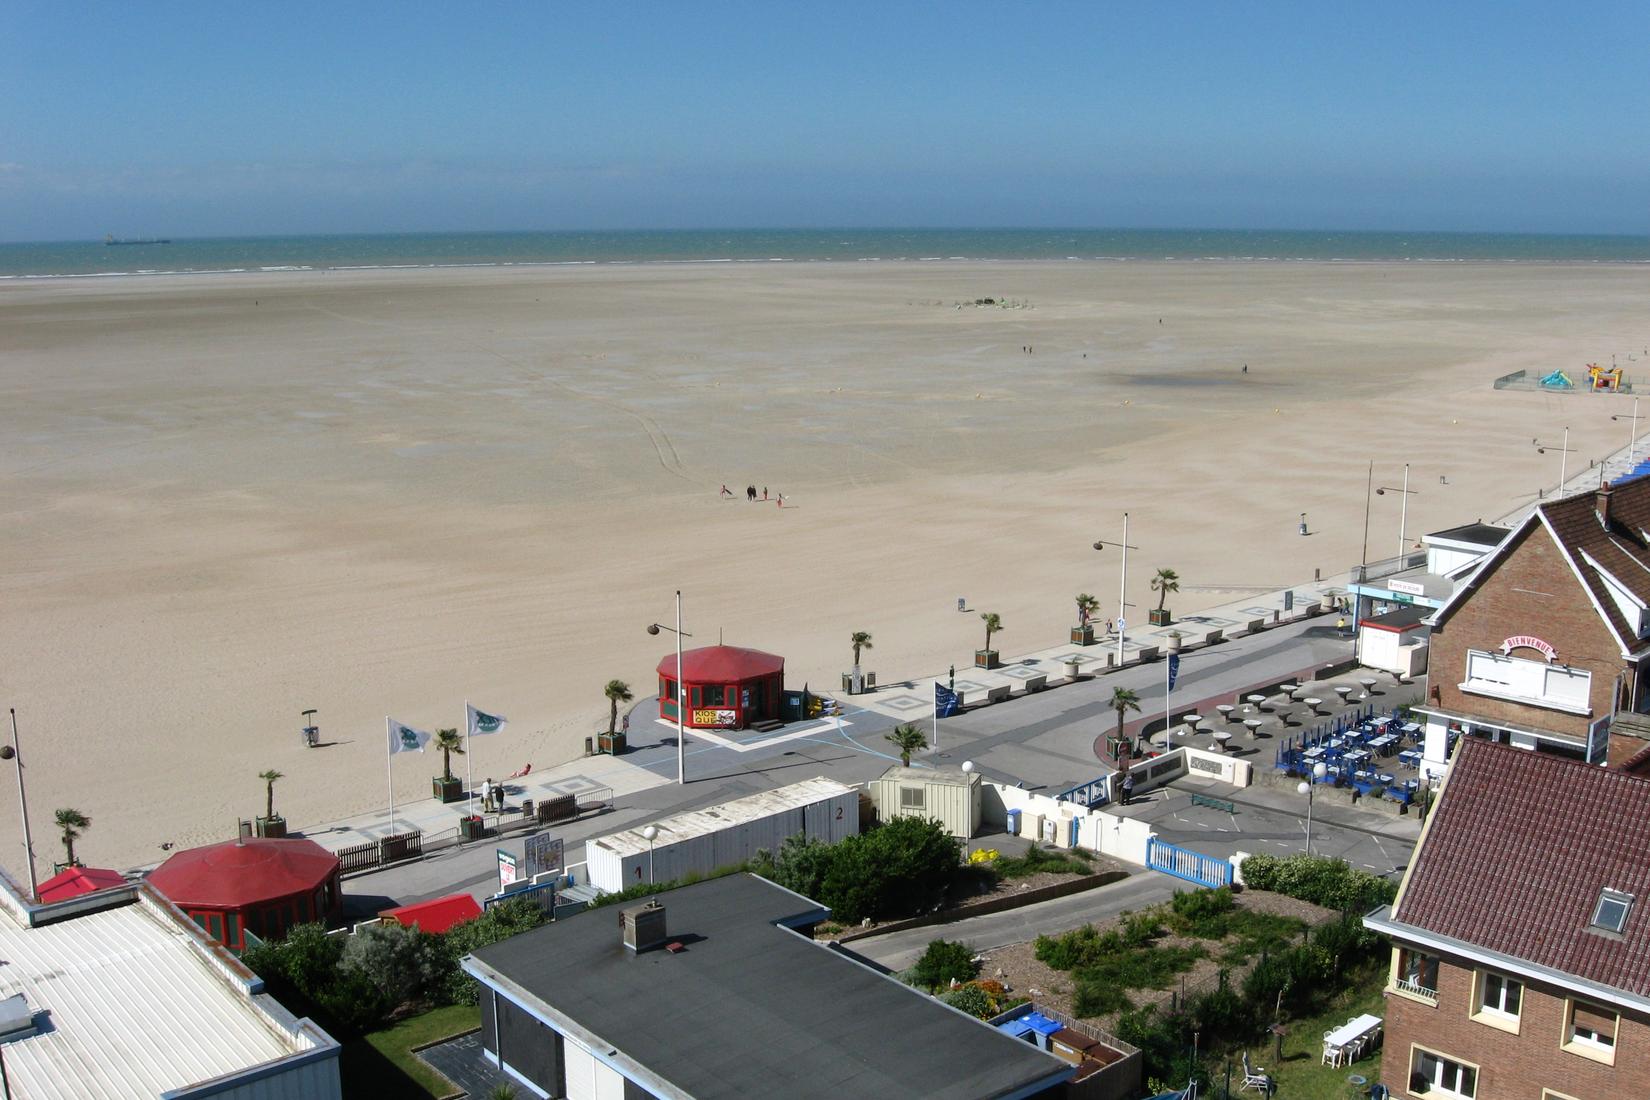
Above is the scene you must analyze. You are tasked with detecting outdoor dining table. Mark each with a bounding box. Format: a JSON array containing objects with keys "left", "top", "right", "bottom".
[
  {"left": 1377, "top": 772, "right": 1396, "bottom": 785},
  {"left": 1398, "top": 749, "right": 1422, "bottom": 767},
  {"left": 1334, "top": 685, "right": 1355, "bottom": 702},
  {"left": 1400, "top": 722, "right": 1422, "bottom": 736},
  {"left": 1216, "top": 704, "right": 1237, "bottom": 723},
  {"left": 1343, "top": 749, "right": 1371, "bottom": 765},
  {"left": 1302, "top": 746, "right": 1326, "bottom": 760},
  {"left": 1323, "top": 1013, "right": 1382, "bottom": 1065},
  {"left": 1369, "top": 716, "right": 1394, "bottom": 731},
  {"left": 1358, "top": 677, "right": 1379, "bottom": 697},
  {"left": 1212, "top": 730, "right": 1233, "bottom": 751},
  {"left": 1183, "top": 714, "right": 1203, "bottom": 730},
  {"left": 1245, "top": 693, "right": 1267, "bottom": 710},
  {"left": 1369, "top": 733, "right": 1399, "bottom": 754},
  {"left": 1242, "top": 718, "right": 1264, "bottom": 737},
  {"left": 1304, "top": 697, "right": 1324, "bottom": 714}
]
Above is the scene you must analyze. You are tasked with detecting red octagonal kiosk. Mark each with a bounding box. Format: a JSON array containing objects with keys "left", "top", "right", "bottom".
[{"left": 658, "top": 645, "right": 784, "bottom": 731}]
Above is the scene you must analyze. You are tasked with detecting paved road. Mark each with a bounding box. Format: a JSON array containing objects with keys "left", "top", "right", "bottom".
[{"left": 847, "top": 874, "right": 1178, "bottom": 971}]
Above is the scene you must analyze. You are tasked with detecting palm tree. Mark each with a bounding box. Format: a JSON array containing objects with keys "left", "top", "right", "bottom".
[
  {"left": 1075, "top": 593, "right": 1100, "bottom": 626},
  {"left": 605, "top": 680, "right": 634, "bottom": 739},
  {"left": 851, "top": 631, "right": 873, "bottom": 668},
  {"left": 1151, "top": 568, "right": 1180, "bottom": 612},
  {"left": 980, "top": 611, "right": 1003, "bottom": 653},
  {"left": 258, "top": 770, "right": 283, "bottom": 820},
  {"left": 1110, "top": 686, "right": 1142, "bottom": 738},
  {"left": 55, "top": 808, "right": 89, "bottom": 867},
  {"left": 885, "top": 723, "right": 928, "bottom": 766},
  {"left": 433, "top": 729, "right": 465, "bottom": 782}
]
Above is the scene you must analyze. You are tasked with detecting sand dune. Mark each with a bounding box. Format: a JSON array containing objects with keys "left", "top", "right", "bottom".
[{"left": 0, "top": 260, "right": 1644, "bottom": 868}]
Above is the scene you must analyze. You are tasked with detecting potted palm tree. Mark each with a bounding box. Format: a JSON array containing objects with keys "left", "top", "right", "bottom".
[
  {"left": 976, "top": 612, "right": 1003, "bottom": 669},
  {"left": 1149, "top": 567, "right": 1180, "bottom": 626},
  {"left": 255, "top": 770, "right": 287, "bottom": 837},
  {"left": 432, "top": 728, "right": 465, "bottom": 803},
  {"left": 600, "top": 680, "right": 632, "bottom": 753},
  {"left": 1110, "top": 687, "right": 1142, "bottom": 753},
  {"left": 848, "top": 631, "right": 873, "bottom": 694},
  {"left": 885, "top": 723, "right": 928, "bottom": 766},
  {"left": 54, "top": 808, "right": 89, "bottom": 870},
  {"left": 1072, "top": 593, "right": 1101, "bottom": 645}
]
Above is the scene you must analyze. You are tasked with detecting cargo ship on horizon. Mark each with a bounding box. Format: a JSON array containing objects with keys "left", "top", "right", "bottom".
[{"left": 105, "top": 234, "right": 171, "bottom": 246}]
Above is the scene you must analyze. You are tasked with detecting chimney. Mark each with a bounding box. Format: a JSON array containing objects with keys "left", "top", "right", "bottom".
[
  {"left": 621, "top": 900, "right": 668, "bottom": 953},
  {"left": 1597, "top": 483, "right": 1615, "bottom": 529}
]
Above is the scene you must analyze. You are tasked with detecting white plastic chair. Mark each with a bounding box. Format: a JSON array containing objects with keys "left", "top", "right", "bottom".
[{"left": 1240, "top": 1051, "right": 1272, "bottom": 1093}]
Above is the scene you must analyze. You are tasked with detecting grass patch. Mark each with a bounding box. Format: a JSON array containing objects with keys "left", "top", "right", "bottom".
[
  {"left": 344, "top": 1004, "right": 481, "bottom": 1099},
  {"left": 1235, "top": 964, "right": 1388, "bottom": 1099},
  {"left": 994, "top": 845, "right": 1092, "bottom": 878},
  {"left": 1218, "top": 910, "right": 1308, "bottom": 965}
]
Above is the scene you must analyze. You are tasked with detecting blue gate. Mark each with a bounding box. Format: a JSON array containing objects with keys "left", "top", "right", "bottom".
[{"left": 1146, "top": 837, "right": 1233, "bottom": 888}]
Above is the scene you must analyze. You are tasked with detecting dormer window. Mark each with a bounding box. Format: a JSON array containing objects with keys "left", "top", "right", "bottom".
[{"left": 1590, "top": 889, "right": 1633, "bottom": 933}]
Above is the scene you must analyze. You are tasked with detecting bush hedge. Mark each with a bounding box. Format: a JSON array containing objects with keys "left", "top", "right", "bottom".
[{"left": 1238, "top": 853, "right": 1397, "bottom": 912}]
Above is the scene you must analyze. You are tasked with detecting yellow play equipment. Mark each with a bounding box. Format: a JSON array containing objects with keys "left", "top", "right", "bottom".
[{"left": 1588, "top": 363, "right": 1623, "bottom": 391}]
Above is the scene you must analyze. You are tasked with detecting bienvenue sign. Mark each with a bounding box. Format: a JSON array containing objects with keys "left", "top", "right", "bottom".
[{"left": 1500, "top": 635, "right": 1557, "bottom": 661}]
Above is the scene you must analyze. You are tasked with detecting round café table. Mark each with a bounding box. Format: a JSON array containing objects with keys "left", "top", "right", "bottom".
[
  {"left": 1216, "top": 703, "right": 1237, "bottom": 724},
  {"left": 1359, "top": 676, "right": 1379, "bottom": 699},
  {"left": 1243, "top": 718, "right": 1264, "bottom": 738},
  {"left": 1183, "top": 714, "right": 1203, "bottom": 735},
  {"left": 1246, "top": 693, "right": 1267, "bottom": 712},
  {"left": 1305, "top": 697, "right": 1325, "bottom": 715},
  {"left": 1212, "top": 730, "right": 1233, "bottom": 752},
  {"left": 1335, "top": 685, "right": 1355, "bottom": 704}
]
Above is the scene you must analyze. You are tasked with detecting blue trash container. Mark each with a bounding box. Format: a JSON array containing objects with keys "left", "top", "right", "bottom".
[{"left": 1006, "top": 808, "right": 1022, "bottom": 835}]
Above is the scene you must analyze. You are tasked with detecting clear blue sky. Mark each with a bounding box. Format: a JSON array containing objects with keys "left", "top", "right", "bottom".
[{"left": 4, "top": 1, "right": 1647, "bottom": 240}]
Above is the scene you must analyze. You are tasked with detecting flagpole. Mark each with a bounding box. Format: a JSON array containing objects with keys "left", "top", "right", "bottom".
[
  {"left": 386, "top": 717, "right": 396, "bottom": 834},
  {"left": 933, "top": 683, "right": 939, "bottom": 753},
  {"left": 7, "top": 710, "right": 38, "bottom": 901},
  {"left": 1164, "top": 648, "right": 1172, "bottom": 752},
  {"left": 464, "top": 701, "right": 475, "bottom": 821},
  {"left": 676, "top": 590, "right": 686, "bottom": 786}
]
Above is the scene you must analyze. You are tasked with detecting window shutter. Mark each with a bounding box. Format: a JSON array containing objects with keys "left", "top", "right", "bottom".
[{"left": 1573, "top": 1002, "right": 1616, "bottom": 1035}]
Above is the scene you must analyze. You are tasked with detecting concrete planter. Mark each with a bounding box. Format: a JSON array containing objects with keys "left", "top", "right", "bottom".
[
  {"left": 1063, "top": 659, "right": 1082, "bottom": 679},
  {"left": 975, "top": 649, "right": 1000, "bottom": 669},
  {"left": 1166, "top": 632, "right": 1183, "bottom": 654}
]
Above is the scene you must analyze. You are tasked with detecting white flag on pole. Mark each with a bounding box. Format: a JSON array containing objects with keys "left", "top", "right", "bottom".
[
  {"left": 466, "top": 703, "right": 507, "bottom": 737},
  {"left": 387, "top": 718, "right": 431, "bottom": 754}
]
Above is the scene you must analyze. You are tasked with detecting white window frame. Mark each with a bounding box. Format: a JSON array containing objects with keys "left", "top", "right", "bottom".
[
  {"left": 1590, "top": 889, "right": 1632, "bottom": 933},
  {"left": 1410, "top": 1045, "right": 1478, "bottom": 1099},
  {"left": 1470, "top": 970, "right": 1521, "bottom": 1034},
  {"left": 1561, "top": 997, "right": 1618, "bottom": 1065},
  {"left": 898, "top": 786, "right": 925, "bottom": 811}
]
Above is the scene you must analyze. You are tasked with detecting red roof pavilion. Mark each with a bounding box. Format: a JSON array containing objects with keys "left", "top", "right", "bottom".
[
  {"left": 656, "top": 644, "right": 785, "bottom": 731},
  {"left": 381, "top": 892, "right": 483, "bottom": 935},
  {"left": 36, "top": 865, "right": 127, "bottom": 904},
  {"left": 148, "top": 837, "right": 342, "bottom": 950}
]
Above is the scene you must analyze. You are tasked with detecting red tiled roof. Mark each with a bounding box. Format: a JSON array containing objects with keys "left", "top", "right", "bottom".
[
  {"left": 656, "top": 645, "right": 784, "bottom": 681},
  {"left": 36, "top": 865, "right": 127, "bottom": 903},
  {"left": 148, "top": 837, "right": 338, "bottom": 909},
  {"left": 1395, "top": 739, "right": 1650, "bottom": 996},
  {"left": 381, "top": 892, "right": 482, "bottom": 935}
]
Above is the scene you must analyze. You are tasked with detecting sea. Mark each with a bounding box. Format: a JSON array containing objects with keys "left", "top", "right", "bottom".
[{"left": 3, "top": 228, "right": 1649, "bottom": 280}]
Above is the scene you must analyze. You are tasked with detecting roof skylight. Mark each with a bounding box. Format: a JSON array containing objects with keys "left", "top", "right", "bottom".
[{"left": 1591, "top": 889, "right": 1633, "bottom": 934}]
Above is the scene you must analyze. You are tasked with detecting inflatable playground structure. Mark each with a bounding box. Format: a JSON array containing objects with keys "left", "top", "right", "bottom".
[{"left": 1494, "top": 362, "right": 1634, "bottom": 393}]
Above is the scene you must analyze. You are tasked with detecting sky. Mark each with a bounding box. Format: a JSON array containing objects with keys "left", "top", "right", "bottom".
[{"left": 3, "top": 1, "right": 1648, "bottom": 240}]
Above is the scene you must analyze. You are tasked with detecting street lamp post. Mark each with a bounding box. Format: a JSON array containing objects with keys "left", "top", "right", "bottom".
[
  {"left": 960, "top": 760, "right": 975, "bottom": 859},
  {"left": 1375, "top": 470, "right": 1419, "bottom": 561},
  {"left": 3, "top": 710, "right": 37, "bottom": 901},
  {"left": 646, "top": 591, "right": 692, "bottom": 785},
  {"left": 1613, "top": 399, "right": 1643, "bottom": 466},
  {"left": 1296, "top": 762, "right": 1329, "bottom": 855},
  {"left": 1094, "top": 514, "right": 1140, "bottom": 668},
  {"left": 641, "top": 824, "right": 658, "bottom": 884},
  {"left": 1536, "top": 428, "right": 1574, "bottom": 496}
]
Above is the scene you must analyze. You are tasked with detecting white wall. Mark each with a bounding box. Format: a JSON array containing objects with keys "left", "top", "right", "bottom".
[
  {"left": 983, "top": 783, "right": 1154, "bottom": 865},
  {"left": 1181, "top": 746, "right": 1253, "bottom": 787}
]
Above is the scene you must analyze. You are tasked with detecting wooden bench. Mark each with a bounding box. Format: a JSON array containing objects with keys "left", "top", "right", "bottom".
[{"left": 1189, "top": 793, "right": 1236, "bottom": 814}]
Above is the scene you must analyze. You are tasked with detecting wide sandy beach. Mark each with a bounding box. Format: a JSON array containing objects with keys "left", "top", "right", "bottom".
[{"left": 1, "top": 260, "right": 1645, "bottom": 868}]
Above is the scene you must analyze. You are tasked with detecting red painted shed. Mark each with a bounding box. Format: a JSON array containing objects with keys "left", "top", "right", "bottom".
[
  {"left": 36, "top": 865, "right": 127, "bottom": 904},
  {"left": 381, "top": 892, "right": 483, "bottom": 935},
  {"left": 657, "top": 645, "right": 784, "bottom": 730},
  {"left": 147, "top": 837, "right": 342, "bottom": 951}
]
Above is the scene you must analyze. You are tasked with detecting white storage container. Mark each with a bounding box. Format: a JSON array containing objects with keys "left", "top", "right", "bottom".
[{"left": 584, "top": 777, "right": 859, "bottom": 894}]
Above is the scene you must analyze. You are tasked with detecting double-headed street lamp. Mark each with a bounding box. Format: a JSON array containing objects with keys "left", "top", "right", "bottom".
[
  {"left": 1094, "top": 513, "right": 1140, "bottom": 669},
  {"left": 646, "top": 591, "right": 692, "bottom": 786},
  {"left": 1375, "top": 464, "right": 1419, "bottom": 559},
  {"left": 1535, "top": 428, "right": 1574, "bottom": 496},
  {"left": 960, "top": 760, "right": 975, "bottom": 859},
  {"left": 1297, "top": 762, "right": 1329, "bottom": 855}
]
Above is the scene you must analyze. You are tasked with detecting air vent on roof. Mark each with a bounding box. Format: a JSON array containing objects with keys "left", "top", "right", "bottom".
[
  {"left": 1591, "top": 889, "right": 1633, "bottom": 934},
  {"left": 0, "top": 994, "right": 36, "bottom": 1043}
]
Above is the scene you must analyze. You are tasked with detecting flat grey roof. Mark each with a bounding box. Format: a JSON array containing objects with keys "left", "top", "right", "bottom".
[
  {"left": 468, "top": 874, "right": 1069, "bottom": 1100},
  {"left": 1426, "top": 522, "right": 1511, "bottom": 547}
]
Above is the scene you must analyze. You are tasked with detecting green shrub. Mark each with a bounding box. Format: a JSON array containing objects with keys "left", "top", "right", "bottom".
[
  {"left": 1167, "top": 887, "right": 1236, "bottom": 936},
  {"left": 1119, "top": 910, "right": 1163, "bottom": 948},
  {"left": 911, "top": 939, "right": 977, "bottom": 991},
  {"left": 590, "top": 861, "right": 753, "bottom": 908},
  {"left": 993, "top": 844, "right": 1091, "bottom": 878},
  {"left": 1238, "top": 853, "right": 1397, "bottom": 912},
  {"left": 1073, "top": 976, "right": 1132, "bottom": 1016},
  {"left": 941, "top": 984, "right": 995, "bottom": 1019},
  {"left": 818, "top": 816, "right": 960, "bottom": 922}
]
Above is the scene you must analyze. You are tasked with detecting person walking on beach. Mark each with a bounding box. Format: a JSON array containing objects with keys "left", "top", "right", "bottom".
[
  {"left": 776, "top": 493, "right": 785, "bottom": 508},
  {"left": 720, "top": 484, "right": 733, "bottom": 498},
  {"left": 762, "top": 487, "right": 768, "bottom": 501}
]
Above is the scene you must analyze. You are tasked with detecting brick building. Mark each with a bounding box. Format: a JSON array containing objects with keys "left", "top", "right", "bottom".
[
  {"left": 1416, "top": 478, "right": 1650, "bottom": 779},
  {"left": 1364, "top": 739, "right": 1650, "bottom": 1100}
]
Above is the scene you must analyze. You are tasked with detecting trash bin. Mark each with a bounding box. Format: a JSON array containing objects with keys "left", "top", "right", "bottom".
[
  {"left": 1006, "top": 809, "right": 1022, "bottom": 835},
  {"left": 520, "top": 799, "right": 534, "bottom": 819}
]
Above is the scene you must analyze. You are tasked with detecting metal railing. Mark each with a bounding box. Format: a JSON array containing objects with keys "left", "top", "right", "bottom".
[
  {"left": 1350, "top": 550, "right": 1427, "bottom": 585},
  {"left": 1394, "top": 977, "right": 1439, "bottom": 1003}
]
